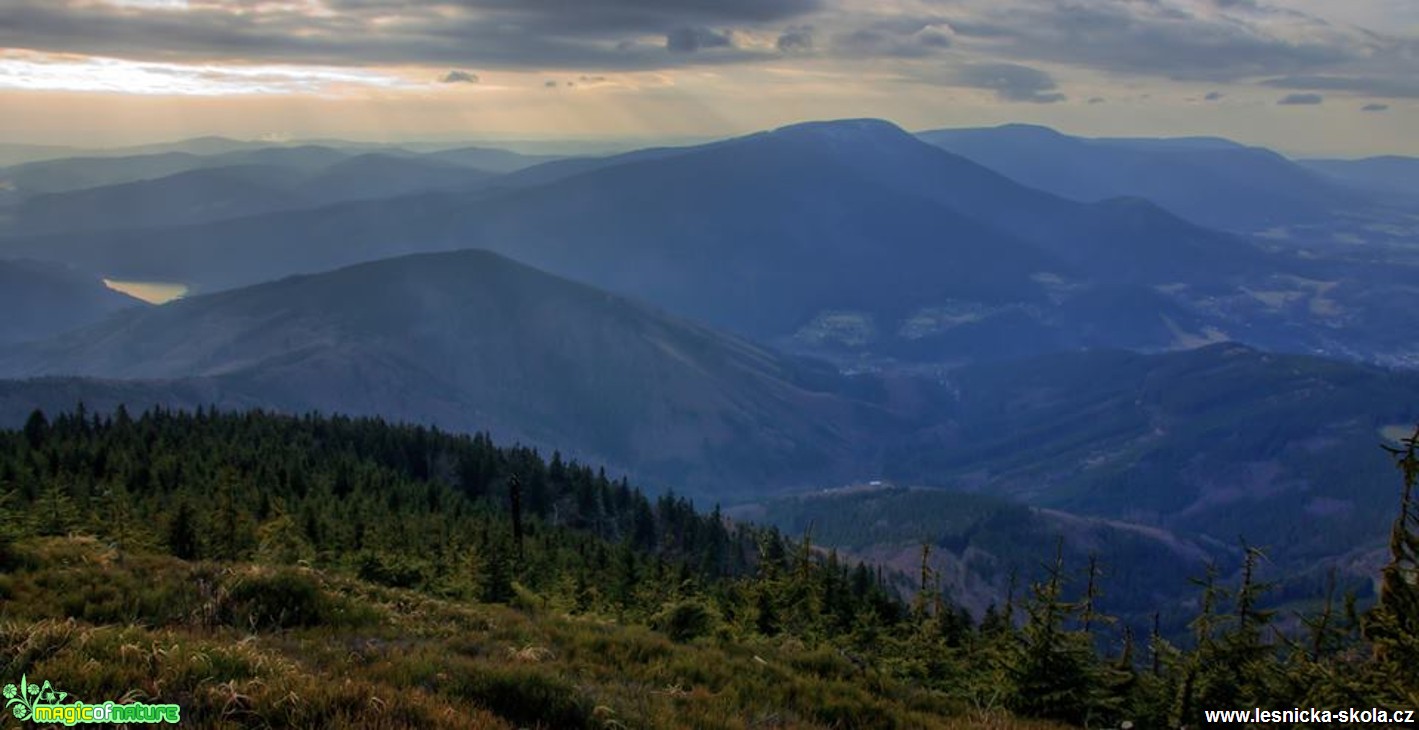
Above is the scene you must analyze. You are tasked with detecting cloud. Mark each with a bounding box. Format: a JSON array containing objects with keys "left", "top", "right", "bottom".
[
  {"left": 439, "top": 70, "right": 478, "bottom": 83},
  {"left": 1361, "top": 103, "right": 1389, "bottom": 112},
  {"left": 776, "top": 26, "right": 813, "bottom": 53},
  {"left": 951, "top": 62, "right": 1066, "bottom": 103},
  {"left": 1262, "top": 74, "right": 1419, "bottom": 99},
  {"left": 325, "top": 0, "right": 822, "bottom": 34},
  {"left": 942, "top": 0, "right": 1380, "bottom": 82},
  {"left": 1088, "top": 96, "right": 1105, "bottom": 104},
  {"left": 666, "top": 27, "right": 733, "bottom": 54},
  {"left": 1204, "top": 91, "right": 1224, "bottom": 101},
  {"left": 1, "top": 0, "right": 1416, "bottom": 104},
  {"left": 0, "top": 50, "right": 417, "bottom": 95},
  {"left": 0, "top": 0, "right": 804, "bottom": 71},
  {"left": 829, "top": 19, "right": 952, "bottom": 59},
  {"left": 1277, "top": 92, "right": 1324, "bottom": 105}
]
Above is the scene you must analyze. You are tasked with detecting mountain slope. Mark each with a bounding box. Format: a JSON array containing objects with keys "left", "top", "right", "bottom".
[
  {"left": 1, "top": 257, "right": 1415, "bottom": 579},
  {"left": 917, "top": 124, "right": 1369, "bottom": 232},
  {"left": 735, "top": 485, "right": 1222, "bottom": 622},
  {"left": 0, "top": 249, "right": 891, "bottom": 491},
  {"left": 885, "top": 343, "right": 1419, "bottom": 563},
  {"left": 5, "top": 165, "right": 305, "bottom": 235},
  {"left": 1, "top": 119, "right": 1300, "bottom": 362},
  {"left": 0, "top": 145, "right": 353, "bottom": 196},
  {"left": 423, "top": 145, "right": 562, "bottom": 173},
  {"left": 0, "top": 151, "right": 495, "bottom": 235},
  {"left": 0, "top": 259, "right": 146, "bottom": 345},
  {"left": 1301, "top": 156, "right": 1419, "bottom": 200}
]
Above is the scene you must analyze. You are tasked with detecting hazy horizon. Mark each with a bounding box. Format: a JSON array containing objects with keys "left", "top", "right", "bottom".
[
  {"left": 2, "top": 0, "right": 1418, "bottom": 156},
  {"left": 1, "top": 118, "right": 1410, "bottom": 162}
]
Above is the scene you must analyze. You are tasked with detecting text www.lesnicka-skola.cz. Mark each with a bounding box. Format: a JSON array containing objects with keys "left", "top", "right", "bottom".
[{"left": 1204, "top": 707, "right": 1415, "bottom": 724}]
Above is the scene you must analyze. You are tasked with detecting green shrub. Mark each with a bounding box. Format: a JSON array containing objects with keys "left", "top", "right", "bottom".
[
  {"left": 653, "top": 599, "right": 718, "bottom": 643},
  {"left": 356, "top": 551, "right": 425, "bottom": 589},
  {"left": 448, "top": 666, "right": 593, "bottom": 728},
  {"left": 789, "top": 645, "right": 858, "bottom": 681},
  {"left": 222, "top": 568, "right": 370, "bottom": 630}
]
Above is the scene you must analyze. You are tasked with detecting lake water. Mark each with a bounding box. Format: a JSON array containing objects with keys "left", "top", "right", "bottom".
[{"left": 103, "top": 279, "right": 190, "bottom": 304}]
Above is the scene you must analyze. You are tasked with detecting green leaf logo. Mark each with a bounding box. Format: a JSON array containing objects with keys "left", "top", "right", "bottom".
[{"left": 4, "top": 675, "right": 69, "bottom": 721}]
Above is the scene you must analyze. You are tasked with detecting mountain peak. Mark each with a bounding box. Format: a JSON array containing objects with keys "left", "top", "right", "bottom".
[
  {"left": 769, "top": 118, "right": 906, "bottom": 136},
  {"left": 758, "top": 118, "right": 917, "bottom": 148},
  {"left": 991, "top": 123, "right": 1068, "bottom": 137}
]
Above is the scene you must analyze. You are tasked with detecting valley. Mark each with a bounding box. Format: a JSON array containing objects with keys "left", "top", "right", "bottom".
[{"left": 2, "top": 109, "right": 1417, "bottom": 728}]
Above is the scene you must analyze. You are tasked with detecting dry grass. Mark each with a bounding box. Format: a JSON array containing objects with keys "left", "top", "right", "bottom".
[{"left": 1, "top": 537, "right": 1070, "bottom": 729}]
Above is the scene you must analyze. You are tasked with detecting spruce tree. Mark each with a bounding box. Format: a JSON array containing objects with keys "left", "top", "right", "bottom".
[
  {"left": 1006, "top": 539, "right": 1113, "bottom": 726},
  {"left": 23, "top": 409, "right": 48, "bottom": 450},
  {"left": 166, "top": 500, "right": 200, "bottom": 560},
  {"left": 33, "top": 481, "right": 80, "bottom": 537},
  {"left": 1365, "top": 424, "right": 1419, "bottom": 702},
  {"left": 479, "top": 539, "right": 516, "bottom": 604},
  {"left": 0, "top": 489, "right": 16, "bottom": 567}
]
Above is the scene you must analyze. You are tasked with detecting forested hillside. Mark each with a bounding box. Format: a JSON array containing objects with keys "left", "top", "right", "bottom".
[{"left": 3, "top": 408, "right": 1416, "bottom": 728}]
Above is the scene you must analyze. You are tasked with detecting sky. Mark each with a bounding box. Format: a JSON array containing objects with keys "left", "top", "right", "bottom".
[{"left": 0, "top": 0, "right": 1417, "bottom": 156}]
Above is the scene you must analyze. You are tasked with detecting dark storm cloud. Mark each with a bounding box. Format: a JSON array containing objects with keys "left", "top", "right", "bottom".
[
  {"left": 951, "top": 63, "right": 1066, "bottom": 103},
  {"left": 1277, "top": 92, "right": 1323, "bottom": 105},
  {"left": 0, "top": 0, "right": 805, "bottom": 70},
  {"left": 2, "top": 0, "right": 1416, "bottom": 95},
  {"left": 440, "top": 70, "right": 479, "bottom": 83}
]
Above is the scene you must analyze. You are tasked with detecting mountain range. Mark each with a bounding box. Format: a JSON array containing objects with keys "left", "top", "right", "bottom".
[
  {"left": 6, "top": 119, "right": 1362, "bottom": 365},
  {"left": 0, "top": 143, "right": 570, "bottom": 235},
  {"left": 2, "top": 246, "right": 1415, "bottom": 561},
  {"left": 1300, "top": 155, "right": 1419, "bottom": 200},
  {"left": 0, "top": 249, "right": 902, "bottom": 492},
  {"left": 916, "top": 123, "right": 1388, "bottom": 233},
  {"left": 2, "top": 117, "right": 1418, "bottom": 629}
]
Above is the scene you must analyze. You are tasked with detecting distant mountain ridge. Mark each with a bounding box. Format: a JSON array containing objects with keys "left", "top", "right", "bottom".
[
  {"left": 2, "top": 154, "right": 495, "bottom": 235},
  {"left": 916, "top": 123, "right": 1372, "bottom": 232},
  {"left": 1, "top": 118, "right": 1317, "bottom": 363},
  {"left": 0, "top": 144, "right": 546, "bottom": 235},
  {"left": 1301, "top": 156, "right": 1419, "bottom": 200}
]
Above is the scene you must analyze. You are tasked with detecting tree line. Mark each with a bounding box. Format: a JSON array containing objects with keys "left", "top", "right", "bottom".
[{"left": 2, "top": 406, "right": 1415, "bottom": 727}]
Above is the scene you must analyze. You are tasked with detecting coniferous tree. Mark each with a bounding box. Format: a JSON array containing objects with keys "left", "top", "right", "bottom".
[
  {"left": 479, "top": 539, "right": 516, "bottom": 604},
  {"left": 754, "top": 585, "right": 781, "bottom": 637},
  {"left": 23, "top": 409, "right": 48, "bottom": 450},
  {"left": 166, "top": 500, "right": 200, "bottom": 560},
  {"left": 1006, "top": 539, "right": 1114, "bottom": 726},
  {"left": 1365, "top": 425, "right": 1419, "bottom": 703},
  {"left": 0, "top": 489, "right": 16, "bottom": 566},
  {"left": 13, "top": 405, "right": 1419, "bottom": 726},
  {"left": 95, "top": 485, "right": 145, "bottom": 555},
  {"left": 508, "top": 474, "right": 525, "bottom": 561},
  {"left": 256, "top": 503, "right": 315, "bottom": 565},
  {"left": 33, "top": 481, "right": 80, "bottom": 537}
]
